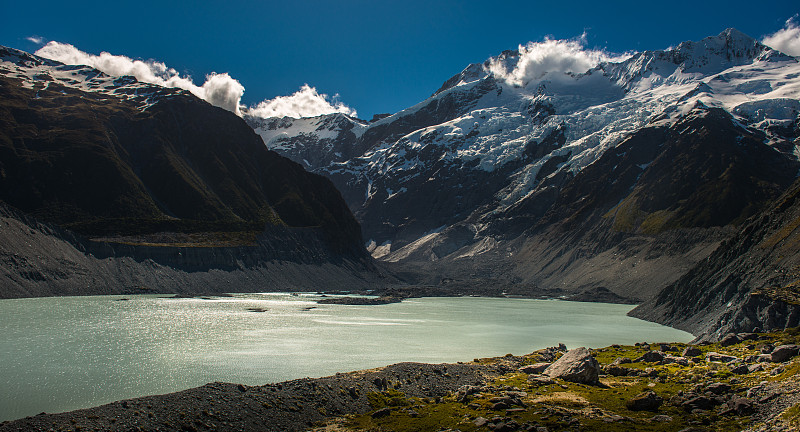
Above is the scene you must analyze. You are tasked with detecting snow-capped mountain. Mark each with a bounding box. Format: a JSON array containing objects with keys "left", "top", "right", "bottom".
[
  {"left": 0, "top": 45, "right": 367, "bottom": 259},
  {"left": 249, "top": 29, "right": 800, "bottom": 301},
  {"left": 0, "top": 46, "right": 189, "bottom": 112}
]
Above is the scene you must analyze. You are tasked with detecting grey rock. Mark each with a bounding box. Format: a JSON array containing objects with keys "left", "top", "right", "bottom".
[
  {"left": 705, "top": 382, "right": 731, "bottom": 395},
  {"left": 770, "top": 344, "right": 799, "bottom": 362},
  {"left": 604, "top": 365, "right": 630, "bottom": 377},
  {"left": 724, "top": 395, "right": 754, "bottom": 415},
  {"left": 730, "top": 364, "right": 750, "bottom": 374},
  {"left": 682, "top": 347, "right": 702, "bottom": 357},
  {"left": 611, "top": 357, "right": 632, "bottom": 365},
  {"left": 705, "top": 352, "right": 738, "bottom": 363},
  {"left": 626, "top": 391, "right": 663, "bottom": 411},
  {"left": 491, "top": 401, "right": 510, "bottom": 410},
  {"left": 743, "top": 354, "right": 759, "bottom": 363},
  {"left": 719, "top": 333, "right": 741, "bottom": 346},
  {"left": 663, "top": 355, "right": 689, "bottom": 366},
  {"left": 543, "top": 347, "right": 600, "bottom": 384},
  {"left": 518, "top": 363, "right": 550, "bottom": 374},
  {"left": 681, "top": 395, "right": 720, "bottom": 412},
  {"left": 650, "top": 414, "right": 673, "bottom": 422},
  {"left": 636, "top": 350, "right": 666, "bottom": 363}
]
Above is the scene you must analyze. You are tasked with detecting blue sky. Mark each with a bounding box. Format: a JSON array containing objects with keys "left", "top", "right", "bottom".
[{"left": 1, "top": 0, "right": 798, "bottom": 119}]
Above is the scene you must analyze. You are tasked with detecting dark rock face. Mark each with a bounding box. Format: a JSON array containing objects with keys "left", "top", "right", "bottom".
[
  {"left": 0, "top": 60, "right": 365, "bottom": 258},
  {"left": 630, "top": 175, "right": 800, "bottom": 340},
  {"left": 0, "top": 201, "right": 387, "bottom": 299},
  {"left": 0, "top": 49, "right": 381, "bottom": 298},
  {"left": 543, "top": 347, "right": 600, "bottom": 384}
]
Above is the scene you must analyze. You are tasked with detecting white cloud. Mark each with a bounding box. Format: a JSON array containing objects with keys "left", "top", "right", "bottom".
[
  {"left": 33, "top": 42, "right": 357, "bottom": 119},
  {"left": 244, "top": 84, "right": 357, "bottom": 119},
  {"left": 26, "top": 36, "right": 44, "bottom": 45},
  {"left": 486, "top": 34, "right": 632, "bottom": 87},
  {"left": 35, "top": 41, "right": 245, "bottom": 114},
  {"left": 762, "top": 17, "right": 800, "bottom": 57}
]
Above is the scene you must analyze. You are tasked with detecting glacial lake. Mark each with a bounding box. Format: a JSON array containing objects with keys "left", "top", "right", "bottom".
[{"left": 0, "top": 293, "right": 693, "bottom": 421}]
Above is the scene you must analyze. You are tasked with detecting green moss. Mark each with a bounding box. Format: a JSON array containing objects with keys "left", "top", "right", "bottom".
[
  {"left": 337, "top": 329, "right": 800, "bottom": 432},
  {"left": 494, "top": 373, "right": 529, "bottom": 388},
  {"left": 781, "top": 403, "right": 800, "bottom": 427},
  {"left": 639, "top": 210, "right": 676, "bottom": 234},
  {"left": 367, "top": 389, "right": 413, "bottom": 409},
  {"left": 769, "top": 362, "right": 800, "bottom": 382},
  {"left": 607, "top": 197, "right": 643, "bottom": 232}
]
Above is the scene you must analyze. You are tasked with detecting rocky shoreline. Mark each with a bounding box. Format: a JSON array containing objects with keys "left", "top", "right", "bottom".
[{"left": 4, "top": 329, "right": 800, "bottom": 431}]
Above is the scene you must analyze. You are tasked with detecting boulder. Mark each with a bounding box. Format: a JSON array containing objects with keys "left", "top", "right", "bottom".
[
  {"left": 543, "top": 347, "right": 600, "bottom": 384},
  {"left": 612, "top": 357, "right": 633, "bottom": 365},
  {"left": 681, "top": 395, "right": 720, "bottom": 412},
  {"left": 663, "top": 356, "right": 689, "bottom": 366},
  {"left": 705, "top": 382, "right": 732, "bottom": 395},
  {"left": 473, "top": 417, "right": 488, "bottom": 427},
  {"left": 659, "top": 343, "right": 678, "bottom": 352},
  {"left": 730, "top": 364, "right": 750, "bottom": 375},
  {"left": 488, "top": 419, "right": 520, "bottom": 432},
  {"left": 770, "top": 344, "right": 800, "bottom": 362},
  {"left": 705, "top": 352, "right": 738, "bottom": 363},
  {"left": 682, "top": 347, "right": 702, "bottom": 357},
  {"left": 635, "top": 351, "right": 665, "bottom": 363},
  {"left": 626, "top": 391, "right": 663, "bottom": 411},
  {"left": 723, "top": 395, "right": 754, "bottom": 415},
  {"left": 604, "top": 365, "right": 630, "bottom": 377},
  {"left": 455, "top": 385, "right": 481, "bottom": 402},
  {"left": 518, "top": 363, "right": 551, "bottom": 374},
  {"left": 719, "top": 333, "right": 741, "bottom": 346}
]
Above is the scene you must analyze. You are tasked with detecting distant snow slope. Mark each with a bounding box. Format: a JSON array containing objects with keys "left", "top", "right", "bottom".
[{"left": 0, "top": 47, "right": 187, "bottom": 111}]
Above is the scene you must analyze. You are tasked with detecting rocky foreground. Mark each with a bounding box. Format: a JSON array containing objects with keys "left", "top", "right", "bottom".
[{"left": 4, "top": 330, "right": 800, "bottom": 432}]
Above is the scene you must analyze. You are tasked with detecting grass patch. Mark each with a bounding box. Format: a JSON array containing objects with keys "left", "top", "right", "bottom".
[
  {"left": 338, "top": 329, "right": 800, "bottom": 432},
  {"left": 781, "top": 403, "right": 800, "bottom": 428},
  {"left": 367, "top": 389, "right": 413, "bottom": 409}
]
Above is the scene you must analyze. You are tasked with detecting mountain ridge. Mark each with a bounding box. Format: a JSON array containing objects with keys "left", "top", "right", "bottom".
[
  {"left": 245, "top": 28, "right": 800, "bottom": 333},
  {"left": 0, "top": 45, "right": 383, "bottom": 298}
]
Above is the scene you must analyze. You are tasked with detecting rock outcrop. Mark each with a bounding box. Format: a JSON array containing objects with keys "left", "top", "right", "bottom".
[{"left": 543, "top": 347, "right": 600, "bottom": 384}]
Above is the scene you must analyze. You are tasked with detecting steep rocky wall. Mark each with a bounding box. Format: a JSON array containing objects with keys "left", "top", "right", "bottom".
[
  {"left": 630, "top": 177, "right": 800, "bottom": 340},
  {"left": 0, "top": 203, "right": 387, "bottom": 299}
]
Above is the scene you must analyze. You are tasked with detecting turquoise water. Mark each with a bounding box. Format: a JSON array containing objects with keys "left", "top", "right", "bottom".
[{"left": 0, "top": 293, "right": 693, "bottom": 421}]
